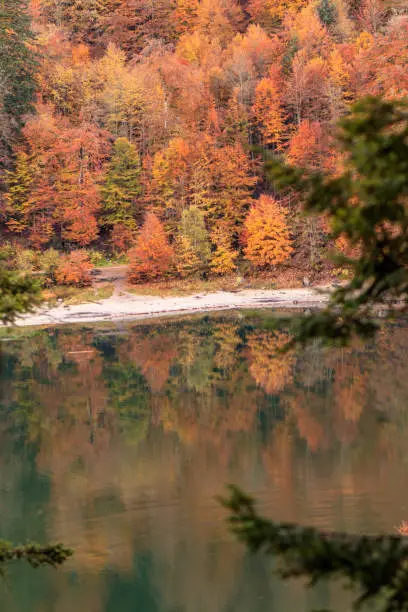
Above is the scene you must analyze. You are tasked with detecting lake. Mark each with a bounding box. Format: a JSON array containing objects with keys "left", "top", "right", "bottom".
[{"left": 0, "top": 312, "right": 407, "bottom": 611}]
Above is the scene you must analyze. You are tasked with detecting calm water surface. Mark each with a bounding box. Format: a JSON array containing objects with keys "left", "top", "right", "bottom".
[{"left": 0, "top": 312, "right": 407, "bottom": 611}]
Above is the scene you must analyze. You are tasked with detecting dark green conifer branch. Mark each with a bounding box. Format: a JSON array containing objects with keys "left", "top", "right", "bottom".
[
  {"left": 0, "top": 542, "right": 73, "bottom": 570},
  {"left": 221, "top": 486, "right": 408, "bottom": 612}
]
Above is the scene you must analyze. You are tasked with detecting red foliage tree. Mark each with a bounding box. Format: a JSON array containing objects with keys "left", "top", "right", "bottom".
[{"left": 128, "top": 213, "right": 175, "bottom": 283}]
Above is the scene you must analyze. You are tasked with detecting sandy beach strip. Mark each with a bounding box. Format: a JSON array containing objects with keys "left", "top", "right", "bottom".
[{"left": 11, "top": 288, "right": 329, "bottom": 327}]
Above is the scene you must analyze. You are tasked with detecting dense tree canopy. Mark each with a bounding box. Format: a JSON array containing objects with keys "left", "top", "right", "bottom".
[{"left": 1, "top": 0, "right": 407, "bottom": 284}]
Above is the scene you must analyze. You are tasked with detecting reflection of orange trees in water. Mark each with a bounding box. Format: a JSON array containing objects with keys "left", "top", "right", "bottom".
[
  {"left": 33, "top": 336, "right": 112, "bottom": 482},
  {"left": 372, "top": 326, "right": 408, "bottom": 416},
  {"left": 12, "top": 332, "right": 110, "bottom": 474},
  {"left": 333, "top": 354, "right": 366, "bottom": 424},
  {"left": 328, "top": 349, "right": 367, "bottom": 445},
  {"left": 176, "top": 327, "right": 217, "bottom": 392},
  {"left": 286, "top": 394, "right": 328, "bottom": 453},
  {"left": 0, "top": 325, "right": 254, "bottom": 589},
  {"left": 247, "top": 330, "right": 294, "bottom": 394},
  {"left": 122, "top": 332, "right": 178, "bottom": 392},
  {"left": 45, "top": 430, "right": 189, "bottom": 575},
  {"left": 157, "top": 378, "right": 260, "bottom": 446},
  {"left": 155, "top": 369, "right": 261, "bottom": 478},
  {"left": 367, "top": 327, "right": 408, "bottom": 460},
  {"left": 261, "top": 421, "right": 298, "bottom": 522},
  {"left": 18, "top": 333, "right": 65, "bottom": 376}
]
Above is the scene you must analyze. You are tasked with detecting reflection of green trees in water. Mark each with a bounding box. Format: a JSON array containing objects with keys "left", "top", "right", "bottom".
[
  {"left": 0, "top": 315, "right": 408, "bottom": 611},
  {"left": 104, "top": 362, "right": 150, "bottom": 445}
]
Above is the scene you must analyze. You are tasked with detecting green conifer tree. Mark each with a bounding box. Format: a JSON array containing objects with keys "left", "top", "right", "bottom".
[
  {"left": 101, "top": 137, "right": 142, "bottom": 231},
  {"left": 0, "top": 0, "right": 36, "bottom": 166},
  {"left": 317, "top": 0, "right": 338, "bottom": 28}
]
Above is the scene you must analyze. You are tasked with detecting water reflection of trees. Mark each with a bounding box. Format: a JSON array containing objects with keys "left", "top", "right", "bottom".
[{"left": 0, "top": 316, "right": 407, "bottom": 611}]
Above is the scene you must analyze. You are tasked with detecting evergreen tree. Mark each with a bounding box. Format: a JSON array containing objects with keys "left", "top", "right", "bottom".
[
  {"left": 101, "top": 137, "right": 142, "bottom": 231},
  {"left": 0, "top": 542, "right": 72, "bottom": 571},
  {"left": 0, "top": 254, "right": 41, "bottom": 324},
  {"left": 317, "top": 0, "right": 338, "bottom": 28},
  {"left": 0, "top": 0, "right": 36, "bottom": 166}
]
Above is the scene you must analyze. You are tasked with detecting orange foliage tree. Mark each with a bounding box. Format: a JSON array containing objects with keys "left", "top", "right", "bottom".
[
  {"left": 252, "top": 67, "right": 286, "bottom": 147},
  {"left": 173, "top": 0, "right": 199, "bottom": 34},
  {"left": 356, "top": 18, "right": 408, "bottom": 100},
  {"left": 287, "top": 119, "right": 326, "bottom": 170},
  {"left": 203, "top": 141, "right": 257, "bottom": 232},
  {"left": 128, "top": 213, "right": 175, "bottom": 283},
  {"left": 148, "top": 136, "right": 256, "bottom": 239},
  {"left": 148, "top": 137, "right": 191, "bottom": 231},
  {"left": 244, "top": 195, "right": 292, "bottom": 269},
  {"left": 10, "top": 106, "right": 110, "bottom": 249},
  {"left": 55, "top": 251, "right": 94, "bottom": 286}
]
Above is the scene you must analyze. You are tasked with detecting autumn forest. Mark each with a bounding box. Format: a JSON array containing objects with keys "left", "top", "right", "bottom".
[{"left": 1, "top": 0, "right": 407, "bottom": 287}]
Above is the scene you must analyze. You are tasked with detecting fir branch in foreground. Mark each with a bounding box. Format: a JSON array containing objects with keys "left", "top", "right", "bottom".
[
  {"left": 221, "top": 486, "right": 408, "bottom": 612},
  {"left": 0, "top": 541, "right": 73, "bottom": 569},
  {"left": 267, "top": 96, "right": 408, "bottom": 347}
]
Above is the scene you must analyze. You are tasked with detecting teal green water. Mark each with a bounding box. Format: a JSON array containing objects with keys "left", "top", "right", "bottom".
[{"left": 0, "top": 313, "right": 407, "bottom": 611}]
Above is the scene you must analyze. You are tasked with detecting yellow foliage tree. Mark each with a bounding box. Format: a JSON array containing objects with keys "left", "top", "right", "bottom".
[
  {"left": 173, "top": 0, "right": 199, "bottom": 34},
  {"left": 210, "top": 225, "right": 238, "bottom": 275},
  {"left": 149, "top": 137, "right": 191, "bottom": 231},
  {"left": 248, "top": 0, "right": 306, "bottom": 32},
  {"left": 244, "top": 195, "right": 292, "bottom": 269},
  {"left": 174, "top": 235, "right": 202, "bottom": 278}
]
